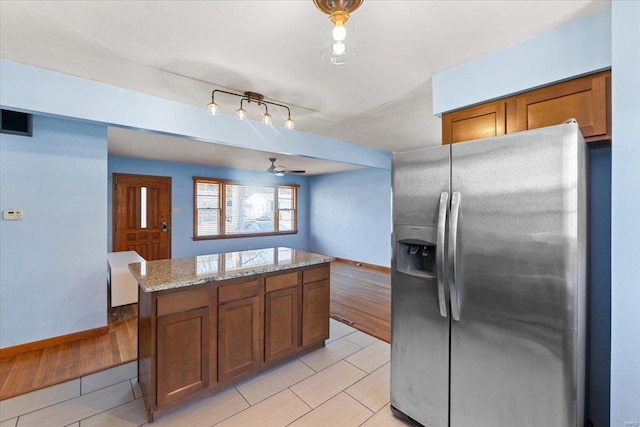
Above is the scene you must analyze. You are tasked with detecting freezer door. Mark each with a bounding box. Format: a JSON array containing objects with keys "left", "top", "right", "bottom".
[
  {"left": 391, "top": 146, "right": 450, "bottom": 427},
  {"left": 449, "top": 123, "right": 586, "bottom": 427},
  {"left": 392, "top": 146, "right": 450, "bottom": 227}
]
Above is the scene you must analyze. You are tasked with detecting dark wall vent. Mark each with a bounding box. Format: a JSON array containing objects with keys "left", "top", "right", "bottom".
[{"left": 1, "top": 109, "right": 33, "bottom": 137}]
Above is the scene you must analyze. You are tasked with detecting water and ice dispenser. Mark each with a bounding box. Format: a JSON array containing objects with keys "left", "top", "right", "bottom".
[{"left": 395, "top": 225, "right": 438, "bottom": 279}]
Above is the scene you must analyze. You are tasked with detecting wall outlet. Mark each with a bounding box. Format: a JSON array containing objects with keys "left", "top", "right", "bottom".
[{"left": 2, "top": 209, "right": 23, "bottom": 220}]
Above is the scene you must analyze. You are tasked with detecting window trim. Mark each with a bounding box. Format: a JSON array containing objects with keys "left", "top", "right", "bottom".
[{"left": 193, "top": 177, "right": 299, "bottom": 240}]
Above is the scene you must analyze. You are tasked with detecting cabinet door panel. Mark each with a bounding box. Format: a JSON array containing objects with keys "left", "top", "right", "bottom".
[
  {"left": 218, "top": 296, "right": 261, "bottom": 382},
  {"left": 157, "top": 307, "right": 209, "bottom": 406},
  {"left": 442, "top": 101, "right": 506, "bottom": 145},
  {"left": 513, "top": 70, "right": 610, "bottom": 141},
  {"left": 302, "top": 279, "right": 330, "bottom": 347},
  {"left": 265, "top": 287, "right": 299, "bottom": 363}
]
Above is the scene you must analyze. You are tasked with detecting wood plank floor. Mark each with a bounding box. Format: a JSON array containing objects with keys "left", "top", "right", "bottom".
[
  {"left": 330, "top": 262, "right": 391, "bottom": 343},
  {"left": 0, "top": 262, "right": 391, "bottom": 400},
  {"left": 0, "top": 304, "right": 138, "bottom": 400}
]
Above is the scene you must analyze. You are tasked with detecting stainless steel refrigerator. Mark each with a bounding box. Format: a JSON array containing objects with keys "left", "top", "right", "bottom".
[{"left": 390, "top": 122, "right": 587, "bottom": 427}]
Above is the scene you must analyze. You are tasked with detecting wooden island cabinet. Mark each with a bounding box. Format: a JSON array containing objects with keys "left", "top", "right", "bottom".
[
  {"left": 131, "top": 248, "right": 334, "bottom": 422},
  {"left": 264, "top": 271, "right": 299, "bottom": 363},
  {"left": 302, "top": 266, "right": 331, "bottom": 347}
]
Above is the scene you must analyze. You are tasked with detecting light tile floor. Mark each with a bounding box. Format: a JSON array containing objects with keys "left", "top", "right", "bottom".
[{"left": 0, "top": 320, "right": 409, "bottom": 427}]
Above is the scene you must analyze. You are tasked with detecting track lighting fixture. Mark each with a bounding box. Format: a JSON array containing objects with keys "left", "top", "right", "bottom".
[{"left": 206, "top": 90, "right": 294, "bottom": 129}]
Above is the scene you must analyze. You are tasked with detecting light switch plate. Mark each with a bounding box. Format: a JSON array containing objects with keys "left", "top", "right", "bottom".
[{"left": 3, "top": 209, "right": 24, "bottom": 220}]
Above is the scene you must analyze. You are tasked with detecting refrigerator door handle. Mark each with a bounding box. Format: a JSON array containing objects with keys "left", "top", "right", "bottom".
[
  {"left": 449, "top": 191, "right": 461, "bottom": 321},
  {"left": 436, "top": 192, "right": 449, "bottom": 318}
]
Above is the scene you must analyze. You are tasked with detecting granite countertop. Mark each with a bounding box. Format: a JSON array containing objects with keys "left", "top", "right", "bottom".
[{"left": 128, "top": 247, "right": 334, "bottom": 292}]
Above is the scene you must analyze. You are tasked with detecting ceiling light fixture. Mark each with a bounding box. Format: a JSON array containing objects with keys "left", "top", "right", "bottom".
[
  {"left": 314, "top": 0, "right": 363, "bottom": 65},
  {"left": 207, "top": 90, "right": 294, "bottom": 129}
]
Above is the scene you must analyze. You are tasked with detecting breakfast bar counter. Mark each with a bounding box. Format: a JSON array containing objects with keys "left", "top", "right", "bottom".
[
  {"left": 130, "top": 247, "right": 334, "bottom": 292},
  {"left": 129, "top": 247, "right": 334, "bottom": 422}
]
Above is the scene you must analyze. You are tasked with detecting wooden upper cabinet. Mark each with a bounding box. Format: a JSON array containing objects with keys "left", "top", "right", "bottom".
[
  {"left": 442, "top": 100, "right": 507, "bottom": 145},
  {"left": 511, "top": 70, "right": 611, "bottom": 142},
  {"left": 442, "top": 70, "right": 611, "bottom": 145}
]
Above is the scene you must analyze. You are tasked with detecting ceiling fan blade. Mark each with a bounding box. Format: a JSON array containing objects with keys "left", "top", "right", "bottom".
[
  {"left": 275, "top": 167, "right": 306, "bottom": 175},
  {"left": 268, "top": 158, "right": 305, "bottom": 175}
]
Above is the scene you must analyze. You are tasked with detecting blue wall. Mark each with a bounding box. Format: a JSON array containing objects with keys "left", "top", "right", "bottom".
[
  {"left": 1, "top": 60, "right": 391, "bottom": 171},
  {"left": 108, "top": 156, "right": 310, "bottom": 258},
  {"left": 610, "top": 1, "right": 640, "bottom": 425},
  {"left": 0, "top": 115, "right": 108, "bottom": 347},
  {"left": 309, "top": 168, "right": 391, "bottom": 267},
  {"left": 587, "top": 145, "right": 611, "bottom": 427},
  {"left": 432, "top": 8, "right": 611, "bottom": 114}
]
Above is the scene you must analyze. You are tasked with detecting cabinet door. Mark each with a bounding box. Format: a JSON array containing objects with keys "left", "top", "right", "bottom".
[
  {"left": 302, "top": 280, "right": 330, "bottom": 347},
  {"left": 442, "top": 101, "right": 507, "bottom": 145},
  {"left": 512, "top": 70, "right": 611, "bottom": 142},
  {"left": 157, "top": 307, "right": 210, "bottom": 406},
  {"left": 265, "top": 286, "right": 299, "bottom": 363},
  {"left": 218, "top": 296, "right": 261, "bottom": 382}
]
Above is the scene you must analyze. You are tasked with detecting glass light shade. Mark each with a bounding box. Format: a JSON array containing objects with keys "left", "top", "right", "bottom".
[
  {"left": 332, "top": 42, "right": 346, "bottom": 56},
  {"left": 332, "top": 23, "right": 346, "bottom": 41},
  {"left": 321, "top": 20, "right": 357, "bottom": 65},
  {"left": 321, "top": 43, "right": 357, "bottom": 65},
  {"left": 262, "top": 112, "right": 272, "bottom": 125},
  {"left": 207, "top": 102, "right": 219, "bottom": 115},
  {"left": 236, "top": 107, "right": 247, "bottom": 120},
  {"left": 285, "top": 118, "right": 295, "bottom": 130}
]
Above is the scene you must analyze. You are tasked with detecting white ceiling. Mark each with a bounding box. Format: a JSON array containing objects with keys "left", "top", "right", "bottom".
[{"left": 0, "top": 0, "right": 609, "bottom": 175}]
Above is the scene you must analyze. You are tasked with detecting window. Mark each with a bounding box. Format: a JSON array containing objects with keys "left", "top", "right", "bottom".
[{"left": 194, "top": 178, "right": 297, "bottom": 239}]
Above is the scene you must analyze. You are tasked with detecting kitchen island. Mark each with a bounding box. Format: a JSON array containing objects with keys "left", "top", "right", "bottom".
[{"left": 129, "top": 247, "right": 334, "bottom": 422}]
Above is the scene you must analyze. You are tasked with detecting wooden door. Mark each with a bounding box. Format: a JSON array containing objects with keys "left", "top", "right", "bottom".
[
  {"left": 113, "top": 173, "right": 171, "bottom": 260},
  {"left": 157, "top": 307, "right": 210, "bottom": 406},
  {"left": 265, "top": 286, "right": 299, "bottom": 363},
  {"left": 218, "top": 296, "right": 261, "bottom": 382}
]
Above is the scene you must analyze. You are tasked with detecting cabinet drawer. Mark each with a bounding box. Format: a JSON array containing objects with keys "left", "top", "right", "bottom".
[
  {"left": 157, "top": 288, "right": 209, "bottom": 317},
  {"left": 265, "top": 272, "right": 298, "bottom": 293},
  {"left": 303, "top": 265, "right": 330, "bottom": 284},
  {"left": 218, "top": 279, "right": 259, "bottom": 303}
]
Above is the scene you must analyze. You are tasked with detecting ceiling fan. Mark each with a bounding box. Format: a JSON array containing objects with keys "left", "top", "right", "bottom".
[{"left": 266, "top": 158, "right": 306, "bottom": 176}]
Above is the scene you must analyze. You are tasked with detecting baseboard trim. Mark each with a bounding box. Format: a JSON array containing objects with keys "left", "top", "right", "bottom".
[
  {"left": 334, "top": 257, "right": 391, "bottom": 274},
  {"left": 0, "top": 326, "right": 109, "bottom": 358}
]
